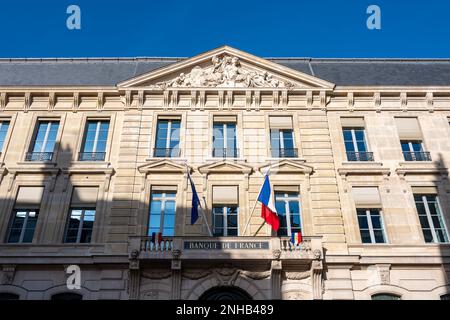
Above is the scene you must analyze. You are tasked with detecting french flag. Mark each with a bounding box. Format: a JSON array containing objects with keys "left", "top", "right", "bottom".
[{"left": 257, "top": 175, "right": 280, "bottom": 232}]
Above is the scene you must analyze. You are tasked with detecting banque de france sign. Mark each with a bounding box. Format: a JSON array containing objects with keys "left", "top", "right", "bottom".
[{"left": 184, "top": 241, "right": 270, "bottom": 250}]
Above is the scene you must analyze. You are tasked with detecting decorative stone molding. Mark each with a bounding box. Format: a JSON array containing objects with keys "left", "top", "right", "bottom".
[
  {"left": 1, "top": 265, "right": 16, "bottom": 285},
  {"left": 24, "top": 92, "right": 31, "bottom": 113},
  {"left": 427, "top": 92, "right": 434, "bottom": 113},
  {"left": 0, "top": 92, "right": 6, "bottom": 110},
  {"left": 138, "top": 160, "right": 191, "bottom": 191},
  {"left": 377, "top": 264, "right": 391, "bottom": 285},
  {"left": 400, "top": 92, "right": 408, "bottom": 111},
  {"left": 198, "top": 160, "right": 253, "bottom": 192},
  {"left": 48, "top": 92, "right": 55, "bottom": 111},
  {"left": 8, "top": 167, "right": 59, "bottom": 192},
  {"left": 271, "top": 260, "right": 282, "bottom": 300},
  {"left": 285, "top": 270, "right": 310, "bottom": 280},
  {"left": 153, "top": 55, "right": 295, "bottom": 89},
  {"left": 125, "top": 90, "right": 131, "bottom": 110},
  {"left": 182, "top": 269, "right": 212, "bottom": 280},
  {"left": 311, "top": 249, "right": 324, "bottom": 300},
  {"left": 240, "top": 270, "right": 271, "bottom": 280},
  {"left": 141, "top": 270, "right": 172, "bottom": 280},
  {"left": 97, "top": 91, "right": 104, "bottom": 111},
  {"left": 72, "top": 92, "right": 79, "bottom": 113},
  {"left": 347, "top": 92, "right": 354, "bottom": 111},
  {"left": 137, "top": 90, "right": 144, "bottom": 110},
  {"left": 62, "top": 167, "right": 115, "bottom": 192}
]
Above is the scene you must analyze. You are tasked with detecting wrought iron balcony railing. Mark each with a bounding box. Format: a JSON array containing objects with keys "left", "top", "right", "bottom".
[
  {"left": 153, "top": 148, "right": 181, "bottom": 158},
  {"left": 212, "top": 148, "right": 239, "bottom": 158},
  {"left": 271, "top": 148, "right": 298, "bottom": 158},
  {"left": 78, "top": 152, "right": 106, "bottom": 161},
  {"left": 403, "top": 151, "right": 432, "bottom": 162},
  {"left": 346, "top": 151, "right": 374, "bottom": 162},
  {"left": 25, "top": 152, "right": 53, "bottom": 162}
]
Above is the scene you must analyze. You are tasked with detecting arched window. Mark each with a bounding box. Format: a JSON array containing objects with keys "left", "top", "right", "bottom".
[
  {"left": 441, "top": 294, "right": 450, "bottom": 300},
  {"left": 371, "top": 293, "right": 401, "bottom": 300},
  {"left": 0, "top": 293, "right": 20, "bottom": 300},
  {"left": 51, "top": 292, "right": 83, "bottom": 300}
]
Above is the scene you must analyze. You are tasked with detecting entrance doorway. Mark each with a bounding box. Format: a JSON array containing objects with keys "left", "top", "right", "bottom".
[{"left": 199, "top": 286, "right": 252, "bottom": 300}]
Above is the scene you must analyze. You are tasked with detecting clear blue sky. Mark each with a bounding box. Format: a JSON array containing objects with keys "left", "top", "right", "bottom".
[{"left": 0, "top": 0, "right": 449, "bottom": 58}]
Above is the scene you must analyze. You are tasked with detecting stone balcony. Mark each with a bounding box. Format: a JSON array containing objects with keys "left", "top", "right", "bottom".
[{"left": 128, "top": 236, "right": 323, "bottom": 263}]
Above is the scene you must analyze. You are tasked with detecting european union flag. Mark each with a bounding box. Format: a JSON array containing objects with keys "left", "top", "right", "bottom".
[{"left": 188, "top": 174, "right": 200, "bottom": 225}]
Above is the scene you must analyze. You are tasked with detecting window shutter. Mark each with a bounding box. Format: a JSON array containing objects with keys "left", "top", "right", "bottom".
[
  {"left": 214, "top": 115, "right": 237, "bottom": 123},
  {"left": 341, "top": 117, "right": 365, "bottom": 127},
  {"left": 213, "top": 186, "right": 239, "bottom": 205},
  {"left": 15, "top": 187, "right": 44, "bottom": 209},
  {"left": 158, "top": 115, "right": 181, "bottom": 121},
  {"left": 71, "top": 187, "right": 99, "bottom": 208},
  {"left": 269, "top": 116, "right": 293, "bottom": 129},
  {"left": 411, "top": 186, "right": 438, "bottom": 195},
  {"left": 274, "top": 186, "right": 300, "bottom": 193},
  {"left": 352, "top": 187, "right": 381, "bottom": 208},
  {"left": 395, "top": 118, "right": 422, "bottom": 140}
]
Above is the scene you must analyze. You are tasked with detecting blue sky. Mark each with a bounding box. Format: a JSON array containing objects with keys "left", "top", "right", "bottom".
[{"left": 0, "top": 0, "right": 449, "bottom": 58}]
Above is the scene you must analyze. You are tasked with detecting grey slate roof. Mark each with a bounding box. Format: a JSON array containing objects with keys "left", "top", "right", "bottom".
[{"left": 1, "top": 57, "right": 450, "bottom": 87}]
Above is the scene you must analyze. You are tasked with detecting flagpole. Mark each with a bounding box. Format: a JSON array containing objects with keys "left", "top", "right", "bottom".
[
  {"left": 200, "top": 196, "right": 213, "bottom": 237},
  {"left": 242, "top": 165, "right": 273, "bottom": 236},
  {"left": 184, "top": 163, "right": 213, "bottom": 237}
]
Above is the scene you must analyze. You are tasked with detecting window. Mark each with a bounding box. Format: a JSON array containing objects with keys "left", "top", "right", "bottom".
[
  {"left": 352, "top": 187, "right": 386, "bottom": 244},
  {"left": 371, "top": 294, "right": 400, "bottom": 300},
  {"left": 440, "top": 294, "right": 450, "bottom": 300},
  {"left": 51, "top": 293, "right": 82, "bottom": 300},
  {"left": 154, "top": 118, "right": 181, "bottom": 158},
  {"left": 212, "top": 186, "right": 239, "bottom": 236},
  {"left": 7, "top": 187, "right": 44, "bottom": 244},
  {"left": 148, "top": 190, "right": 177, "bottom": 237},
  {"left": 27, "top": 120, "right": 59, "bottom": 161},
  {"left": 64, "top": 187, "right": 98, "bottom": 243},
  {"left": 64, "top": 209, "right": 96, "bottom": 243},
  {"left": 395, "top": 117, "right": 430, "bottom": 161},
  {"left": 401, "top": 140, "right": 430, "bottom": 161},
  {"left": 414, "top": 193, "right": 449, "bottom": 243},
  {"left": 275, "top": 191, "right": 302, "bottom": 237},
  {"left": 269, "top": 116, "right": 297, "bottom": 158},
  {"left": 343, "top": 128, "right": 373, "bottom": 161},
  {"left": 7, "top": 210, "right": 39, "bottom": 243},
  {"left": 79, "top": 120, "right": 109, "bottom": 161},
  {"left": 213, "top": 206, "right": 238, "bottom": 237},
  {"left": 357, "top": 209, "right": 386, "bottom": 244},
  {"left": 213, "top": 118, "right": 238, "bottom": 158},
  {"left": 0, "top": 121, "right": 10, "bottom": 153}
]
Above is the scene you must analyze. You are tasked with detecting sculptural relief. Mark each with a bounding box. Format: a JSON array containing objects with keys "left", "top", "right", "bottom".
[{"left": 154, "top": 55, "right": 295, "bottom": 89}]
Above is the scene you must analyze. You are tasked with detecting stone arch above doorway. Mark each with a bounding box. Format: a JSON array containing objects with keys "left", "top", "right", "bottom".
[{"left": 199, "top": 286, "right": 252, "bottom": 301}]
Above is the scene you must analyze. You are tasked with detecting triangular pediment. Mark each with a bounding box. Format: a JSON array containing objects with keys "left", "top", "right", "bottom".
[
  {"left": 118, "top": 46, "right": 335, "bottom": 90},
  {"left": 138, "top": 160, "right": 189, "bottom": 174},
  {"left": 198, "top": 160, "right": 253, "bottom": 175},
  {"left": 259, "top": 160, "right": 314, "bottom": 175}
]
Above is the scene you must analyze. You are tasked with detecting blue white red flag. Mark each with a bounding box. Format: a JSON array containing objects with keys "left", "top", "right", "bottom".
[
  {"left": 291, "top": 232, "right": 303, "bottom": 245},
  {"left": 257, "top": 175, "right": 280, "bottom": 231}
]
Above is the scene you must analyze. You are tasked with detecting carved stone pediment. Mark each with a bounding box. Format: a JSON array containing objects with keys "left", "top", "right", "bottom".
[
  {"left": 138, "top": 160, "right": 190, "bottom": 175},
  {"left": 118, "top": 46, "right": 335, "bottom": 90},
  {"left": 153, "top": 55, "right": 296, "bottom": 89},
  {"left": 198, "top": 160, "right": 253, "bottom": 175},
  {"left": 259, "top": 160, "right": 314, "bottom": 175}
]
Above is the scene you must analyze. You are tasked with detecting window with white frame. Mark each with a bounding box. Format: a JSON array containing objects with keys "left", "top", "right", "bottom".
[
  {"left": 356, "top": 209, "right": 386, "bottom": 244},
  {"left": 148, "top": 190, "right": 177, "bottom": 237},
  {"left": 0, "top": 120, "right": 10, "bottom": 153},
  {"left": 413, "top": 190, "right": 449, "bottom": 243},
  {"left": 213, "top": 116, "right": 238, "bottom": 158},
  {"left": 212, "top": 186, "right": 239, "bottom": 237},
  {"left": 64, "top": 187, "right": 98, "bottom": 243},
  {"left": 7, "top": 187, "right": 44, "bottom": 244},
  {"left": 154, "top": 118, "right": 181, "bottom": 158},
  {"left": 269, "top": 116, "right": 297, "bottom": 158},
  {"left": 352, "top": 187, "right": 387, "bottom": 244},
  {"left": 27, "top": 120, "right": 59, "bottom": 161},
  {"left": 274, "top": 191, "right": 302, "bottom": 237},
  {"left": 79, "top": 120, "right": 109, "bottom": 161}
]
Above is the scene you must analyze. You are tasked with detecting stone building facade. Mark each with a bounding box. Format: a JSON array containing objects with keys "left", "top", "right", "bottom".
[{"left": 0, "top": 46, "right": 449, "bottom": 300}]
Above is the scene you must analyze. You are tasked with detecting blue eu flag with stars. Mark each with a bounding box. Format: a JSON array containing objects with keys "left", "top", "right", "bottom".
[{"left": 188, "top": 174, "right": 200, "bottom": 225}]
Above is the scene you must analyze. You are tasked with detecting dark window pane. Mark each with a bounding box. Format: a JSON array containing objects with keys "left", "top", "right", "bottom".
[
  {"left": 372, "top": 294, "right": 400, "bottom": 300},
  {"left": 358, "top": 216, "right": 369, "bottom": 229},
  {"left": 423, "top": 229, "right": 434, "bottom": 243},
  {"left": 373, "top": 230, "right": 386, "bottom": 243},
  {"left": 360, "top": 230, "right": 372, "bottom": 244}
]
